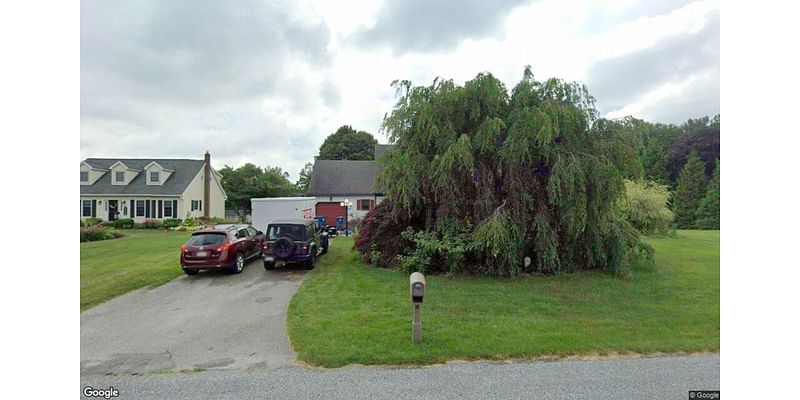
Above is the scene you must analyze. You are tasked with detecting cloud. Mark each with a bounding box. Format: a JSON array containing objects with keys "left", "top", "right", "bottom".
[
  {"left": 80, "top": 0, "right": 339, "bottom": 178},
  {"left": 353, "top": 0, "right": 532, "bottom": 54},
  {"left": 81, "top": 0, "right": 721, "bottom": 179},
  {"left": 586, "top": 6, "right": 719, "bottom": 121}
]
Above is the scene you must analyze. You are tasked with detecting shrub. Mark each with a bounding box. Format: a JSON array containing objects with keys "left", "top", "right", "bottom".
[
  {"left": 349, "top": 216, "right": 363, "bottom": 235},
  {"left": 83, "top": 217, "right": 103, "bottom": 227},
  {"left": 354, "top": 200, "right": 414, "bottom": 267},
  {"left": 112, "top": 218, "right": 135, "bottom": 229},
  {"left": 142, "top": 219, "right": 163, "bottom": 229},
  {"left": 397, "top": 225, "right": 471, "bottom": 274},
  {"left": 163, "top": 218, "right": 182, "bottom": 228},
  {"left": 196, "top": 216, "right": 229, "bottom": 225},
  {"left": 619, "top": 179, "right": 675, "bottom": 236},
  {"left": 80, "top": 225, "right": 114, "bottom": 242}
]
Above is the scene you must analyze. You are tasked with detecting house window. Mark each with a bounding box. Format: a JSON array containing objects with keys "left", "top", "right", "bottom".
[
  {"left": 115, "top": 171, "right": 125, "bottom": 182},
  {"left": 164, "top": 200, "right": 173, "bottom": 217},
  {"left": 82, "top": 200, "right": 92, "bottom": 217},
  {"left": 357, "top": 199, "right": 373, "bottom": 211},
  {"left": 150, "top": 172, "right": 160, "bottom": 183},
  {"left": 80, "top": 171, "right": 88, "bottom": 182},
  {"left": 191, "top": 200, "right": 203, "bottom": 212},
  {"left": 135, "top": 200, "right": 145, "bottom": 217}
]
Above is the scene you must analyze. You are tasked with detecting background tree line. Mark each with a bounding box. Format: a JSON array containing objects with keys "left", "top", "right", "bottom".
[{"left": 599, "top": 115, "right": 720, "bottom": 230}]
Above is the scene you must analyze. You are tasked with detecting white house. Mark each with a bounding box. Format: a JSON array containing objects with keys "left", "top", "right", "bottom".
[
  {"left": 307, "top": 145, "right": 392, "bottom": 226},
  {"left": 80, "top": 152, "right": 227, "bottom": 222}
]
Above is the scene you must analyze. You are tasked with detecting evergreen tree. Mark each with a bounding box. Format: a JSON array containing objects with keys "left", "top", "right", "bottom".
[
  {"left": 695, "top": 159, "right": 720, "bottom": 229},
  {"left": 673, "top": 151, "right": 707, "bottom": 228}
]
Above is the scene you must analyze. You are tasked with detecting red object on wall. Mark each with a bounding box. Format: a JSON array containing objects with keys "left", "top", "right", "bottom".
[{"left": 315, "top": 202, "right": 345, "bottom": 226}]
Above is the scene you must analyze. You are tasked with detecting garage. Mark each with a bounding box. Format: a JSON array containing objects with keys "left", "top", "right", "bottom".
[{"left": 315, "top": 202, "right": 345, "bottom": 227}]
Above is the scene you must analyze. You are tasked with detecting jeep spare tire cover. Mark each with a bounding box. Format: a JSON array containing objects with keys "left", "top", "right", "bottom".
[{"left": 273, "top": 237, "right": 295, "bottom": 259}]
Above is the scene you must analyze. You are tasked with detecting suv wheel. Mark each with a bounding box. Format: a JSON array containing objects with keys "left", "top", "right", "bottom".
[
  {"left": 229, "top": 253, "right": 245, "bottom": 274},
  {"left": 263, "top": 260, "right": 275, "bottom": 270},
  {"left": 182, "top": 268, "right": 199, "bottom": 276},
  {"left": 305, "top": 252, "right": 316, "bottom": 270}
]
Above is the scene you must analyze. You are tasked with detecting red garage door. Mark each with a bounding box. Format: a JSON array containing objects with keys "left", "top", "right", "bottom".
[{"left": 315, "top": 202, "right": 345, "bottom": 226}]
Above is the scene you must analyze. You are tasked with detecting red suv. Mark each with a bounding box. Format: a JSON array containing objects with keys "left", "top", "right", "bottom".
[{"left": 180, "top": 224, "right": 264, "bottom": 275}]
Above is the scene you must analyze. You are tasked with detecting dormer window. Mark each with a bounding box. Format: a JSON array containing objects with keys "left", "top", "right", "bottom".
[
  {"left": 150, "top": 172, "right": 160, "bottom": 182},
  {"left": 115, "top": 171, "right": 125, "bottom": 183},
  {"left": 80, "top": 171, "right": 89, "bottom": 182}
]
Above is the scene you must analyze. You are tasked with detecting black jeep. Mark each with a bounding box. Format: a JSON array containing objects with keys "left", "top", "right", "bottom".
[{"left": 262, "top": 219, "right": 328, "bottom": 270}]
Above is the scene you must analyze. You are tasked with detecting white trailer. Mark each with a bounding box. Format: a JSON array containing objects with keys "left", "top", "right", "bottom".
[{"left": 250, "top": 197, "right": 316, "bottom": 231}]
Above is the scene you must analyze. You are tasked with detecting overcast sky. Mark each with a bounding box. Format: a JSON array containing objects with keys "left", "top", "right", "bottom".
[{"left": 80, "top": 0, "right": 719, "bottom": 180}]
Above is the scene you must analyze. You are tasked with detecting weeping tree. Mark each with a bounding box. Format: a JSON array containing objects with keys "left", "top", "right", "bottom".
[{"left": 359, "top": 68, "right": 648, "bottom": 275}]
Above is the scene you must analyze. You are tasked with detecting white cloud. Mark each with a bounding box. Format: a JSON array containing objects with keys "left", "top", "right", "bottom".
[{"left": 81, "top": 0, "right": 719, "bottom": 180}]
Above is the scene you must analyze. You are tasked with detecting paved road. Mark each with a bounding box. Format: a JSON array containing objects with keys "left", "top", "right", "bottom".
[
  {"left": 80, "top": 354, "right": 719, "bottom": 399},
  {"left": 81, "top": 258, "right": 307, "bottom": 374}
]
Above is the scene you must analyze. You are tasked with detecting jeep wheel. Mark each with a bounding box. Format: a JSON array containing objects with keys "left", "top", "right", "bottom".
[
  {"left": 263, "top": 260, "right": 275, "bottom": 270},
  {"left": 305, "top": 252, "right": 316, "bottom": 270}
]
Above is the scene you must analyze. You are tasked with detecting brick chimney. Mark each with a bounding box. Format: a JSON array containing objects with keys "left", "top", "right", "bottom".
[{"left": 204, "top": 151, "right": 211, "bottom": 219}]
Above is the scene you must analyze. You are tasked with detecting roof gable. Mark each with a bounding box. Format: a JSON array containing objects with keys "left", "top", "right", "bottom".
[{"left": 80, "top": 158, "right": 205, "bottom": 196}]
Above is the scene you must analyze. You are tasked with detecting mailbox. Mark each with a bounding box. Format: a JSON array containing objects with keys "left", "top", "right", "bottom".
[
  {"left": 410, "top": 272, "right": 426, "bottom": 304},
  {"left": 409, "top": 272, "right": 426, "bottom": 343}
]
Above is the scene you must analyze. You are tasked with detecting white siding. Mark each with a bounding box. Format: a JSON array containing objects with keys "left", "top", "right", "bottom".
[{"left": 180, "top": 166, "right": 226, "bottom": 220}]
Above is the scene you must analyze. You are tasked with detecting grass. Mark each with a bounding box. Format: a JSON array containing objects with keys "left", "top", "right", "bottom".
[
  {"left": 80, "top": 229, "right": 192, "bottom": 310},
  {"left": 287, "top": 230, "right": 720, "bottom": 367}
]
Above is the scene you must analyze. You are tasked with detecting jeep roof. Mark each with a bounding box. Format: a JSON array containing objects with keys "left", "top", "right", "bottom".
[{"left": 268, "top": 219, "right": 315, "bottom": 226}]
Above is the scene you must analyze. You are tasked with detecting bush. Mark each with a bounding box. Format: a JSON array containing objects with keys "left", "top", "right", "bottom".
[
  {"left": 163, "top": 218, "right": 182, "bottom": 228},
  {"left": 354, "top": 200, "right": 414, "bottom": 267},
  {"left": 397, "top": 225, "right": 471, "bottom": 274},
  {"left": 80, "top": 225, "right": 114, "bottom": 242},
  {"left": 83, "top": 217, "right": 103, "bottom": 227},
  {"left": 619, "top": 179, "right": 675, "bottom": 236},
  {"left": 112, "top": 218, "right": 135, "bottom": 229},
  {"left": 142, "top": 219, "right": 163, "bottom": 229},
  {"left": 197, "top": 216, "right": 229, "bottom": 225}
]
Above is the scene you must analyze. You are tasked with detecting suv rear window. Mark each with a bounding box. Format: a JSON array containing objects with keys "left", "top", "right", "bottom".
[
  {"left": 188, "top": 233, "right": 228, "bottom": 246},
  {"left": 267, "top": 224, "right": 306, "bottom": 241}
]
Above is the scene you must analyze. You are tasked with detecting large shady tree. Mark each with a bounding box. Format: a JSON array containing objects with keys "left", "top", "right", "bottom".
[{"left": 360, "top": 68, "right": 645, "bottom": 275}]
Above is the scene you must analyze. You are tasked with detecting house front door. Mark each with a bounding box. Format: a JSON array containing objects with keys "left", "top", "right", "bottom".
[{"left": 108, "top": 200, "right": 118, "bottom": 221}]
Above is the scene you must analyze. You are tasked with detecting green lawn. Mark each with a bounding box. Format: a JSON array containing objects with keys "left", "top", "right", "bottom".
[
  {"left": 80, "top": 229, "right": 191, "bottom": 310},
  {"left": 287, "top": 230, "right": 720, "bottom": 367}
]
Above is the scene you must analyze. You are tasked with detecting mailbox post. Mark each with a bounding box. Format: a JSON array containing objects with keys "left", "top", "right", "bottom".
[{"left": 409, "top": 272, "right": 426, "bottom": 344}]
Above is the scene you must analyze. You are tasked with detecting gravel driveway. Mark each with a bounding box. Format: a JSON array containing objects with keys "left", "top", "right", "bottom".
[{"left": 81, "top": 259, "right": 307, "bottom": 375}]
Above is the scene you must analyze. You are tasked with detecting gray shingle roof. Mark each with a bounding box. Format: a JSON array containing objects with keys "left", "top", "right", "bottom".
[
  {"left": 80, "top": 158, "right": 205, "bottom": 196},
  {"left": 374, "top": 144, "right": 393, "bottom": 161},
  {"left": 308, "top": 160, "right": 382, "bottom": 196}
]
